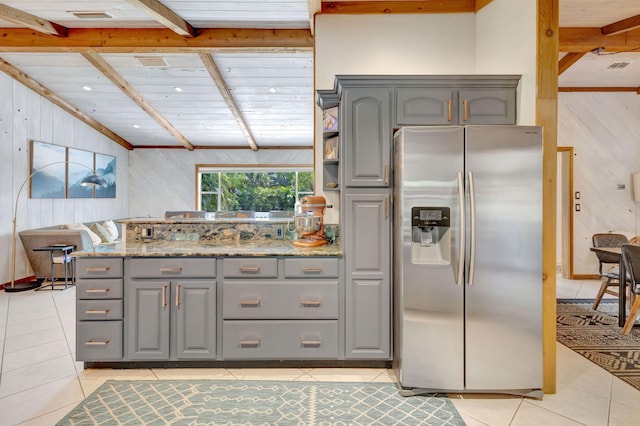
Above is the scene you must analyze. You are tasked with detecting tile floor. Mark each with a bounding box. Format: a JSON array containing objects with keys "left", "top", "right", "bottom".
[{"left": 0, "top": 276, "right": 638, "bottom": 425}]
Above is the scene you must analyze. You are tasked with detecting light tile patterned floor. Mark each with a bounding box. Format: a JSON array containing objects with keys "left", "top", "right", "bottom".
[{"left": 0, "top": 276, "right": 638, "bottom": 425}]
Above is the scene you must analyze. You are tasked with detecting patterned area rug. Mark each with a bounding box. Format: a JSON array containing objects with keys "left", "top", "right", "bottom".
[
  {"left": 557, "top": 299, "right": 640, "bottom": 391},
  {"left": 56, "top": 380, "right": 465, "bottom": 425}
]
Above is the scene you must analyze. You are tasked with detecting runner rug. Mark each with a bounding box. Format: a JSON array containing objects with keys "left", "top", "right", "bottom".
[
  {"left": 556, "top": 299, "right": 640, "bottom": 391},
  {"left": 56, "top": 380, "right": 465, "bottom": 425}
]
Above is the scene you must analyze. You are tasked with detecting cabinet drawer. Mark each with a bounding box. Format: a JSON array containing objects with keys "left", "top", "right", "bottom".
[
  {"left": 223, "top": 258, "right": 277, "bottom": 278},
  {"left": 77, "top": 321, "right": 123, "bottom": 361},
  {"left": 222, "top": 320, "right": 338, "bottom": 359},
  {"left": 223, "top": 280, "right": 338, "bottom": 319},
  {"left": 76, "top": 279, "right": 123, "bottom": 299},
  {"left": 77, "top": 300, "right": 123, "bottom": 320},
  {"left": 283, "top": 258, "right": 339, "bottom": 278},
  {"left": 76, "top": 258, "right": 123, "bottom": 279},
  {"left": 128, "top": 258, "right": 216, "bottom": 278}
]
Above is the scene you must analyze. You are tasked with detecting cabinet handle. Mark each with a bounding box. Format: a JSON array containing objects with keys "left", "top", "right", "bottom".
[
  {"left": 447, "top": 99, "right": 452, "bottom": 121},
  {"left": 302, "top": 267, "right": 322, "bottom": 274},
  {"left": 85, "top": 309, "right": 110, "bottom": 315},
  {"left": 162, "top": 285, "right": 168, "bottom": 307},
  {"left": 301, "top": 339, "right": 322, "bottom": 347},
  {"left": 385, "top": 196, "right": 390, "bottom": 218},
  {"left": 85, "top": 340, "right": 110, "bottom": 346},
  {"left": 86, "top": 267, "right": 110, "bottom": 272},
  {"left": 239, "top": 339, "right": 260, "bottom": 347},
  {"left": 384, "top": 164, "right": 389, "bottom": 185},
  {"left": 239, "top": 266, "right": 261, "bottom": 273},
  {"left": 175, "top": 284, "right": 181, "bottom": 307},
  {"left": 301, "top": 300, "right": 322, "bottom": 307},
  {"left": 463, "top": 99, "right": 469, "bottom": 121},
  {"left": 86, "top": 288, "right": 110, "bottom": 294},
  {"left": 160, "top": 267, "right": 182, "bottom": 273},
  {"left": 240, "top": 299, "right": 261, "bottom": 307}
]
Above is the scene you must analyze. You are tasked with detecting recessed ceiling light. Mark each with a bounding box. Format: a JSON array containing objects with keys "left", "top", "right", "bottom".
[
  {"left": 133, "top": 124, "right": 140, "bottom": 129},
  {"left": 82, "top": 85, "right": 92, "bottom": 91},
  {"left": 174, "top": 87, "right": 183, "bottom": 92},
  {"left": 269, "top": 87, "right": 277, "bottom": 93}
]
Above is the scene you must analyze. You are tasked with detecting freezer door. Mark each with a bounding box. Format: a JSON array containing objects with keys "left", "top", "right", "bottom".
[
  {"left": 393, "top": 126, "right": 465, "bottom": 390},
  {"left": 464, "top": 125, "right": 543, "bottom": 390}
]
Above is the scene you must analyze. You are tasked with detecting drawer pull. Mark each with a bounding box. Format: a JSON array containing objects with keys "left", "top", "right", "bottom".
[
  {"left": 85, "top": 340, "right": 110, "bottom": 346},
  {"left": 86, "top": 267, "right": 110, "bottom": 272},
  {"left": 301, "top": 340, "right": 322, "bottom": 347},
  {"left": 239, "top": 266, "right": 261, "bottom": 273},
  {"left": 85, "top": 309, "right": 110, "bottom": 315},
  {"left": 302, "top": 267, "right": 322, "bottom": 274},
  {"left": 86, "top": 288, "right": 110, "bottom": 294},
  {"left": 160, "top": 267, "right": 183, "bottom": 273},
  {"left": 239, "top": 339, "right": 260, "bottom": 347},
  {"left": 301, "top": 300, "right": 322, "bottom": 307},
  {"left": 240, "top": 299, "right": 261, "bottom": 307}
]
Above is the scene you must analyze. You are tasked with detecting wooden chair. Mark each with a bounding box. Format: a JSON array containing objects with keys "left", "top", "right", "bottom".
[
  {"left": 620, "top": 244, "right": 640, "bottom": 334},
  {"left": 591, "top": 233, "right": 628, "bottom": 310}
]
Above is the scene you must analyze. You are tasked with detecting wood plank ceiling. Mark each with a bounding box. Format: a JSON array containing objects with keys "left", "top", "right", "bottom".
[{"left": 0, "top": 1, "right": 636, "bottom": 150}]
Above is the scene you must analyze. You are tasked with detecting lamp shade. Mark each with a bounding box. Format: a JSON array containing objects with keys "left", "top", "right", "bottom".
[{"left": 80, "top": 174, "right": 108, "bottom": 187}]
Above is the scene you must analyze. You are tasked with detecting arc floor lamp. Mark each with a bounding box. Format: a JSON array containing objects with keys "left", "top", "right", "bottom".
[{"left": 7, "top": 161, "right": 108, "bottom": 292}]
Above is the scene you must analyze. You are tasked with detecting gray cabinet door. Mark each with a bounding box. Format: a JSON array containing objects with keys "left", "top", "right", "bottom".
[
  {"left": 458, "top": 88, "right": 516, "bottom": 125},
  {"left": 127, "top": 280, "right": 170, "bottom": 360},
  {"left": 343, "top": 191, "right": 391, "bottom": 359},
  {"left": 342, "top": 87, "right": 391, "bottom": 187},
  {"left": 175, "top": 280, "right": 217, "bottom": 359},
  {"left": 396, "top": 88, "right": 455, "bottom": 125}
]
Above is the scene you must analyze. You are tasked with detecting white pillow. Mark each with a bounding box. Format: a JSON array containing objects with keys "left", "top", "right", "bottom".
[
  {"left": 64, "top": 223, "right": 102, "bottom": 246},
  {"left": 103, "top": 220, "right": 119, "bottom": 240}
]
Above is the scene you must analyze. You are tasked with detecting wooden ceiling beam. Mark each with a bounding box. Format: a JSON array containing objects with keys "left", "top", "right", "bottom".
[
  {"left": 307, "top": 0, "right": 321, "bottom": 34},
  {"left": 0, "top": 28, "right": 313, "bottom": 53},
  {"left": 0, "top": 57, "right": 133, "bottom": 149},
  {"left": 82, "top": 52, "right": 194, "bottom": 151},
  {"left": 475, "top": 0, "right": 493, "bottom": 12},
  {"left": 0, "top": 3, "right": 68, "bottom": 37},
  {"left": 199, "top": 53, "right": 259, "bottom": 151},
  {"left": 320, "top": 1, "right": 475, "bottom": 14},
  {"left": 601, "top": 14, "right": 640, "bottom": 36},
  {"left": 559, "top": 27, "right": 640, "bottom": 52},
  {"left": 124, "top": 0, "right": 196, "bottom": 37},
  {"left": 558, "top": 52, "right": 586, "bottom": 75}
]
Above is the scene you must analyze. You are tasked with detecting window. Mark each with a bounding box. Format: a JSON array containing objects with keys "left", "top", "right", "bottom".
[{"left": 197, "top": 166, "right": 314, "bottom": 213}]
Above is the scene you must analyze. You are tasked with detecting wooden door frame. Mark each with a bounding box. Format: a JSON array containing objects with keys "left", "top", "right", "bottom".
[{"left": 557, "top": 147, "right": 574, "bottom": 279}]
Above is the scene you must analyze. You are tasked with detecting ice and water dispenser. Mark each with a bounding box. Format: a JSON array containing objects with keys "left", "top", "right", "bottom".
[{"left": 411, "top": 207, "right": 451, "bottom": 265}]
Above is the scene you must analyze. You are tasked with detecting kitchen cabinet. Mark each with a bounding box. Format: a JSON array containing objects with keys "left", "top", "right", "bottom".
[
  {"left": 126, "top": 258, "right": 216, "bottom": 360},
  {"left": 76, "top": 257, "right": 124, "bottom": 361},
  {"left": 343, "top": 191, "right": 391, "bottom": 359},
  {"left": 395, "top": 85, "right": 516, "bottom": 126},
  {"left": 221, "top": 257, "right": 341, "bottom": 359},
  {"left": 342, "top": 87, "right": 392, "bottom": 188}
]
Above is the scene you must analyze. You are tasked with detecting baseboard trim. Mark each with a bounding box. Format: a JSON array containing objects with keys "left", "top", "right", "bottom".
[{"left": 571, "top": 274, "right": 599, "bottom": 280}]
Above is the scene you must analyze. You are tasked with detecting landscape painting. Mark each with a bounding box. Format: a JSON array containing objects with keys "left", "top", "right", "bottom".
[
  {"left": 95, "top": 152, "right": 116, "bottom": 198},
  {"left": 68, "top": 147, "right": 94, "bottom": 198},
  {"left": 30, "top": 140, "right": 66, "bottom": 198}
]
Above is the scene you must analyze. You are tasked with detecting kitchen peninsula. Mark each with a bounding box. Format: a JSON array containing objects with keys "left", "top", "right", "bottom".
[{"left": 72, "top": 218, "right": 364, "bottom": 367}]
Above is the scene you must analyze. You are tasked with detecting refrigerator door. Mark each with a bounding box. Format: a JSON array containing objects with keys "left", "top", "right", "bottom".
[
  {"left": 464, "top": 125, "right": 543, "bottom": 390},
  {"left": 393, "top": 126, "right": 465, "bottom": 389}
]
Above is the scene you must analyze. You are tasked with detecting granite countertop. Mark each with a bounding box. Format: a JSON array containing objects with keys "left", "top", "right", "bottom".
[{"left": 73, "top": 240, "right": 342, "bottom": 257}]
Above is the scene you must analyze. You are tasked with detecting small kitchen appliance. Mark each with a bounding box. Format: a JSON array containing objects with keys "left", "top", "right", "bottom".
[{"left": 292, "top": 195, "right": 329, "bottom": 247}]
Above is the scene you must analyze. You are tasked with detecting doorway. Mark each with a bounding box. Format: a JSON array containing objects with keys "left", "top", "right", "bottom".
[{"left": 557, "top": 147, "right": 574, "bottom": 279}]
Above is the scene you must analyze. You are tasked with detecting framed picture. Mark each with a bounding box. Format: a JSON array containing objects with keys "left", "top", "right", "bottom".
[
  {"left": 30, "top": 140, "right": 66, "bottom": 198},
  {"left": 95, "top": 152, "right": 116, "bottom": 198},
  {"left": 68, "top": 147, "right": 94, "bottom": 198},
  {"left": 324, "top": 136, "right": 339, "bottom": 160}
]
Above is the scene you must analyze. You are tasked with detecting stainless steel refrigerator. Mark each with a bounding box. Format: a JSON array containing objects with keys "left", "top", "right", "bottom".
[{"left": 392, "top": 126, "right": 542, "bottom": 397}]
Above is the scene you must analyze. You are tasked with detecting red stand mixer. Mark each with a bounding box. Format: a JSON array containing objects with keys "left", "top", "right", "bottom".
[{"left": 292, "top": 195, "right": 329, "bottom": 247}]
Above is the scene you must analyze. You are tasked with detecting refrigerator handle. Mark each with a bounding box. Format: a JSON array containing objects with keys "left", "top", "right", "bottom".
[
  {"left": 457, "top": 172, "right": 465, "bottom": 286},
  {"left": 468, "top": 171, "right": 476, "bottom": 285}
]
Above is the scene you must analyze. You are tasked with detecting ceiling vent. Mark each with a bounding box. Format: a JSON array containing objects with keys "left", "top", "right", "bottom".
[
  {"left": 607, "top": 62, "right": 630, "bottom": 70},
  {"left": 70, "top": 11, "right": 113, "bottom": 19},
  {"left": 135, "top": 56, "right": 168, "bottom": 67}
]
